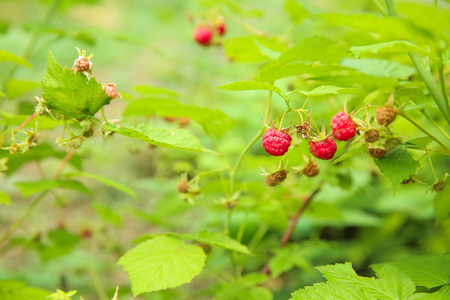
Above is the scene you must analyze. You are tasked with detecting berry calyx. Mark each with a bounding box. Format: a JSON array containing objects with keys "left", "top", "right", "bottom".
[
  {"left": 330, "top": 112, "right": 356, "bottom": 141},
  {"left": 262, "top": 128, "right": 292, "bottom": 156},
  {"left": 265, "top": 169, "right": 288, "bottom": 186},
  {"left": 364, "top": 129, "right": 380, "bottom": 143},
  {"left": 302, "top": 160, "right": 320, "bottom": 177},
  {"left": 368, "top": 147, "right": 386, "bottom": 158},
  {"left": 309, "top": 137, "right": 337, "bottom": 160},
  {"left": 178, "top": 179, "right": 189, "bottom": 193},
  {"left": 193, "top": 25, "right": 213, "bottom": 46},
  {"left": 376, "top": 106, "right": 397, "bottom": 126}
]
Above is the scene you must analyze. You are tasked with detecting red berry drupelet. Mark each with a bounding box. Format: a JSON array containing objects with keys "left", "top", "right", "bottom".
[
  {"left": 262, "top": 129, "right": 292, "bottom": 156},
  {"left": 330, "top": 112, "right": 356, "bottom": 141},
  {"left": 309, "top": 137, "right": 337, "bottom": 160},
  {"left": 193, "top": 26, "right": 213, "bottom": 46}
]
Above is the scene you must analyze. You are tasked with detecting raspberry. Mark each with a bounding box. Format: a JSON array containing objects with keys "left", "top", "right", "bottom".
[
  {"left": 309, "top": 137, "right": 337, "bottom": 160},
  {"left": 178, "top": 179, "right": 189, "bottom": 193},
  {"left": 302, "top": 161, "right": 319, "bottom": 177},
  {"left": 364, "top": 129, "right": 380, "bottom": 143},
  {"left": 102, "top": 83, "right": 121, "bottom": 99},
  {"left": 67, "top": 136, "right": 84, "bottom": 149},
  {"left": 74, "top": 57, "right": 92, "bottom": 73},
  {"left": 368, "top": 147, "right": 386, "bottom": 158},
  {"left": 193, "top": 26, "right": 213, "bottom": 45},
  {"left": 217, "top": 21, "right": 226, "bottom": 36},
  {"left": 265, "top": 169, "right": 288, "bottom": 186},
  {"left": 262, "top": 129, "right": 292, "bottom": 156},
  {"left": 376, "top": 106, "right": 397, "bottom": 126},
  {"left": 330, "top": 112, "right": 356, "bottom": 141}
]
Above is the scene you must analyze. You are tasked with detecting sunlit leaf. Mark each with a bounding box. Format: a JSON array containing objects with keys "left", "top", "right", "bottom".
[
  {"left": 118, "top": 235, "right": 206, "bottom": 295},
  {"left": 341, "top": 58, "right": 416, "bottom": 79},
  {"left": 375, "top": 147, "right": 420, "bottom": 188},
  {"left": 293, "top": 85, "right": 363, "bottom": 97},
  {"left": 371, "top": 254, "right": 450, "bottom": 289},
  {"left": 0, "top": 280, "right": 49, "bottom": 300},
  {"left": 0, "top": 50, "right": 31, "bottom": 68},
  {"left": 102, "top": 123, "right": 218, "bottom": 154},
  {"left": 347, "top": 41, "right": 431, "bottom": 59},
  {"left": 40, "top": 51, "right": 111, "bottom": 119},
  {"left": 63, "top": 172, "right": 137, "bottom": 200},
  {"left": 15, "top": 179, "right": 91, "bottom": 198},
  {"left": 0, "top": 191, "right": 11, "bottom": 206}
]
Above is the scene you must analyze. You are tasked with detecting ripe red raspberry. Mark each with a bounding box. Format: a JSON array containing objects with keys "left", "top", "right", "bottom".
[
  {"left": 193, "top": 26, "right": 213, "bottom": 45},
  {"left": 262, "top": 129, "right": 292, "bottom": 156},
  {"left": 330, "top": 112, "right": 356, "bottom": 141},
  {"left": 217, "top": 21, "right": 226, "bottom": 36},
  {"left": 309, "top": 137, "right": 337, "bottom": 160}
]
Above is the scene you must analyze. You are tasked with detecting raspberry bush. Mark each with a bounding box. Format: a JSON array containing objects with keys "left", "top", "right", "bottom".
[{"left": 1, "top": 0, "right": 450, "bottom": 299}]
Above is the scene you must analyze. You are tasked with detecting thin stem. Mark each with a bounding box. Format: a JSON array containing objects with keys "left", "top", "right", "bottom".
[
  {"left": 0, "top": 191, "right": 48, "bottom": 246},
  {"left": 247, "top": 224, "right": 268, "bottom": 251},
  {"left": 279, "top": 184, "right": 322, "bottom": 247},
  {"left": 100, "top": 108, "right": 108, "bottom": 124},
  {"left": 87, "top": 259, "right": 108, "bottom": 300},
  {"left": 434, "top": 0, "right": 438, "bottom": 8},
  {"left": 229, "top": 127, "right": 264, "bottom": 193},
  {"left": 224, "top": 208, "right": 233, "bottom": 236},
  {"left": 264, "top": 91, "right": 273, "bottom": 124},
  {"left": 1, "top": 112, "right": 38, "bottom": 145},
  {"left": 372, "top": 0, "right": 388, "bottom": 15},
  {"left": 384, "top": 0, "right": 398, "bottom": 16},
  {"left": 399, "top": 112, "right": 450, "bottom": 152},
  {"left": 0, "top": 148, "right": 76, "bottom": 246},
  {"left": 429, "top": 156, "right": 438, "bottom": 180},
  {"left": 421, "top": 110, "right": 450, "bottom": 140},
  {"left": 261, "top": 183, "right": 323, "bottom": 275},
  {"left": 438, "top": 51, "right": 450, "bottom": 115},
  {"left": 384, "top": 0, "right": 450, "bottom": 125}
]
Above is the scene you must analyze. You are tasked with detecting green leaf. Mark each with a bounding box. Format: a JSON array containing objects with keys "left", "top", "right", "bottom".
[
  {"left": 290, "top": 281, "right": 375, "bottom": 300},
  {"left": 15, "top": 179, "right": 91, "bottom": 198},
  {"left": 312, "top": 73, "right": 399, "bottom": 90},
  {"left": 178, "top": 231, "right": 252, "bottom": 255},
  {"left": 434, "top": 188, "right": 450, "bottom": 225},
  {"left": 135, "top": 231, "right": 252, "bottom": 255},
  {"left": 6, "top": 79, "right": 39, "bottom": 99},
  {"left": 404, "top": 137, "right": 433, "bottom": 149},
  {"left": 375, "top": 147, "right": 419, "bottom": 188},
  {"left": 269, "top": 245, "right": 311, "bottom": 278},
  {"left": 36, "top": 229, "right": 80, "bottom": 261},
  {"left": 92, "top": 202, "right": 123, "bottom": 226},
  {"left": 40, "top": 51, "right": 111, "bottom": 119},
  {"left": 118, "top": 235, "right": 206, "bottom": 295},
  {"left": 347, "top": 41, "right": 431, "bottom": 59},
  {"left": 123, "top": 98, "right": 234, "bottom": 137},
  {"left": 279, "top": 35, "right": 346, "bottom": 64},
  {"left": 224, "top": 36, "right": 286, "bottom": 62},
  {"left": 0, "top": 191, "right": 11, "bottom": 206},
  {"left": 293, "top": 85, "right": 363, "bottom": 97},
  {"left": 216, "top": 81, "right": 283, "bottom": 97},
  {"left": 215, "top": 273, "right": 272, "bottom": 300},
  {"left": 255, "top": 62, "right": 352, "bottom": 82},
  {"left": 317, "top": 262, "right": 416, "bottom": 299},
  {"left": 102, "top": 123, "right": 218, "bottom": 154},
  {"left": 371, "top": 254, "right": 450, "bottom": 289},
  {"left": 318, "top": 13, "right": 433, "bottom": 46},
  {"left": 0, "top": 280, "right": 49, "bottom": 300},
  {"left": 333, "top": 144, "right": 366, "bottom": 164},
  {"left": 0, "top": 50, "right": 31, "bottom": 68},
  {"left": 284, "top": 0, "right": 311, "bottom": 24},
  {"left": 340, "top": 58, "right": 416, "bottom": 79},
  {"left": 132, "top": 84, "right": 179, "bottom": 97},
  {"left": 63, "top": 172, "right": 137, "bottom": 200}
]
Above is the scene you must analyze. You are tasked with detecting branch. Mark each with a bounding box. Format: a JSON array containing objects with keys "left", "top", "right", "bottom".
[{"left": 261, "top": 183, "right": 323, "bottom": 275}]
